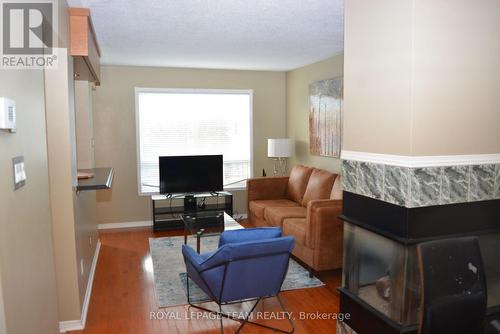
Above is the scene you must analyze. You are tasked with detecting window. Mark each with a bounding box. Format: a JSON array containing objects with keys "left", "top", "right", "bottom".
[{"left": 135, "top": 88, "right": 253, "bottom": 194}]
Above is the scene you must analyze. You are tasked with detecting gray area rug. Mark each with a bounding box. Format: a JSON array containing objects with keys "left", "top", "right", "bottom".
[{"left": 149, "top": 235, "right": 324, "bottom": 308}]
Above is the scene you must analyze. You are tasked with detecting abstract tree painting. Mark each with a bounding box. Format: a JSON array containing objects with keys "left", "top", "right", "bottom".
[{"left": 308, "top": 77, "right": 343, "bottom": 157}]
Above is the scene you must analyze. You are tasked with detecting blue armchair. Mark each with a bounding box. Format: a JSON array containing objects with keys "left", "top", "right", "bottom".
[{"left": 182, "top": 227, "right": 295, "bottom": 333}]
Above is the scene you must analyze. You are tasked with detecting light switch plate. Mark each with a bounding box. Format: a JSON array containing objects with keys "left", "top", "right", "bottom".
[
  {"left": 12, "top": 156, "right": 26, "bottom": 190},
  {"left": 0, "top": 98, "right": 16, "bottom": 133}
]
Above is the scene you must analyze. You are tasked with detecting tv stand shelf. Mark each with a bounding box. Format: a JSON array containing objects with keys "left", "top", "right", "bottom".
[{"left": 151, "top": 192, "right": 233, "bottom": 232}]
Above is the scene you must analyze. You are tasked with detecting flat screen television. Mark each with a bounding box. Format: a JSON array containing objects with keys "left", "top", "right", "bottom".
[{"left": 159, "top": 155, "right": 223, "bottom": 194}]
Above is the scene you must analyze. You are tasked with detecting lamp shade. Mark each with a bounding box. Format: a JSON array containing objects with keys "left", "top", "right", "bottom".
[{"left": 267, "top": 138, "right": 294, "bottom": 158}]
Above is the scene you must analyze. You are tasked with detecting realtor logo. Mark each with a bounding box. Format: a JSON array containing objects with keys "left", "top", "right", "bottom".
[{"left": 1, "top": 0, "right": 58, "bottom": 69}]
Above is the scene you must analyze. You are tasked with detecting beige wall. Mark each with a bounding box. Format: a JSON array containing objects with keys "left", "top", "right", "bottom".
[
  {"left": 286, "top": 54, "right": 344, "bottom": 172},
  {"left": 93, "top": 66, "right": 286, "bottom": 223},
  {"left": 43, "top": 0, "right": 99, "bottom": 322},
  {"left": 74, "top": 81, "right": 98, "bottom": 309},
  {"left": 0, "top": 274, "right": 6, "bottom": 334},
  {"left": 0, "top": 70, "right": 59, "bottom": 333},
  {"left": 343, "top": 0, "right": 500, "bottom": 156},
  {"left": 73, "top": 190, "right": 97, "bottom": 305},
  {"left": 45, "top": 48, "right": 82, "bottom": 321},
  {"left": 45, "top": 48, "right": 99, "bottom": 322},
  {"left": 343, "top": 0, "right": 413, "bottom": 155},
  {"left": 411, "top": 0, "right": 500, "bottom": 155},
  {"left": 75, "top": 81, "right": 95, "bottom": 169}
]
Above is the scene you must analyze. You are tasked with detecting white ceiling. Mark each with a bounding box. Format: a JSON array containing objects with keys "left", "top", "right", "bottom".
[{"left": 66, "top": 0, "right": 344, "bottom": 71}]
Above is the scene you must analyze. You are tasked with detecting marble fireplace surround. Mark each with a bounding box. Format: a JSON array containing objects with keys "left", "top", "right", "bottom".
[{"left": 341, "top": 151, "right": 500, "bottom": 208}]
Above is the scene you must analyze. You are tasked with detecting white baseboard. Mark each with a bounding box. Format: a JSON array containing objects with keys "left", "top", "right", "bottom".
[
  {"left": 58, "top": 320, "right": 82, "bottom": 333},
  {"left": 59, "top": 240, "right": 101, "bottom": 333},
  {"left": 81, "top": 240, "right": 101, "bottom": 329},
  {"left": 341, "top": 150, "right": 500, "bottom": 168},
  {"left": 97, "top": 220, "right": 152, "bottom": 230}
]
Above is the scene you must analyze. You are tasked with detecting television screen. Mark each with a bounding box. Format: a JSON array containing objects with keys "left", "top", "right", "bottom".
[{"left": 159, "top": 155, "right": 223, "bottom": 194}]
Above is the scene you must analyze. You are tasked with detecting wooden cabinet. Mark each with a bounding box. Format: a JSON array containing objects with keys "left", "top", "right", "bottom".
[{"left": 69, "top": 8, "right": 101, "bottom": 85}]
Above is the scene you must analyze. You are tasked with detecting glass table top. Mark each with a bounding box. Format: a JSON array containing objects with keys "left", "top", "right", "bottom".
[{"left": 181, "top": 211, "right": 243, "bottom": 237}]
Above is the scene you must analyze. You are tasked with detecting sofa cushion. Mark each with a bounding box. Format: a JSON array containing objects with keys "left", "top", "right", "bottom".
[
  {"left": 282, "top": 218, "right": 307, "bottom": 246},
  {"left": 301, "top": 169, "right": 337, "bottom": 206},
  {"left": 249, "top": 199, "right": 299, "bottom": 219},
  {"left": 330, "top": 175, "right": 343, "bottom": 200},
  {"left": 286, "top": 165, "right": 314, "bottom": 204},
  {"left": 264, "top": 206, "right": 307, "bottom": 227},
  {"left": 248, "top": 212, "right": 271, "bottom": 227}
]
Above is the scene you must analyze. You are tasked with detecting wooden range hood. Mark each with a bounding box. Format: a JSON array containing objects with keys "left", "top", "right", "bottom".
[{"left": 69, "top": 8, "right": 101, "bottom": 86}]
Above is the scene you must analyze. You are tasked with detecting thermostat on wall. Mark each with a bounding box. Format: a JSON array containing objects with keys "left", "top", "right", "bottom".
[{"left": 0, "top": 97, "right": 16, "bottom": 133}]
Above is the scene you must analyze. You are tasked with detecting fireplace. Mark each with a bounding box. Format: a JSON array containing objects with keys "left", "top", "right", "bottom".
[
  {"left": 342, "top": 222, "right": 420, "bottom": 328},
  {"left": 337, "top": 160, "right": 500, "bottom": 334}
]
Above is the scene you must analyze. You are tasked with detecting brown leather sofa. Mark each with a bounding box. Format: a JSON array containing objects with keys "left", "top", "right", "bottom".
[{"left": 247, "top": 165, "right": 343, "bottom": 271}]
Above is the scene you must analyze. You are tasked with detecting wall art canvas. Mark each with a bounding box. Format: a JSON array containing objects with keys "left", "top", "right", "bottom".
[{"left": 308, "top": 77, "right": 343, "bottom": 157}]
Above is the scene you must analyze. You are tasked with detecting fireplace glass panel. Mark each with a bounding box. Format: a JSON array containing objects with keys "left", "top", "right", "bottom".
[
  {"left": 342, "top": 222, "right": 420, "bottom": 326},
  {"left": 478, "top": 233, "right": 500, "bottom": 308}
]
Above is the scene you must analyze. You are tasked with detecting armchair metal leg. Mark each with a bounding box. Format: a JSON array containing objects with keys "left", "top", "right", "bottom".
[
  {"left": 185, "top": 275, "right": 294, "bottom": 333},
  {"left": 235, "top": 297, "right": 261, "bottom": 334},
  {"left": 276, "top": 295, "right": 295, "bottom": 333},
  {"left": 186, "top": 275, "right": 190, "bottom": 304},
  {"left": 238, "top": 295, "right": 294, "bottom": 334},
  {"left": 187, "top": 294, "right": 294, "bottom": 333},
  {"left": 219, "top": 304, "right": 224, "bottom": 334}
]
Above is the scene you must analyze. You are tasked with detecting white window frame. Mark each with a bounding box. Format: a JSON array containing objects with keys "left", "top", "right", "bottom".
[{"left": 134, "top": 87, "right": 254, "bottom": 196}]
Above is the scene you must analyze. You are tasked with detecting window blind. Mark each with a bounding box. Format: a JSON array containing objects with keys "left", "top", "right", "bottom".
[{"left": 135, "top": 89, "right": 252, "bottom": 194}]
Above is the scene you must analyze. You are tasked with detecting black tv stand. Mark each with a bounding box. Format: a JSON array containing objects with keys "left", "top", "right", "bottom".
[{"left": 151, "top": 191, "right": 233, "bottom": 232}]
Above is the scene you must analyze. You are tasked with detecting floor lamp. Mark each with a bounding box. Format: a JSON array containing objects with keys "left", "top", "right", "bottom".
[{"left": 267, "top": 138, "right": 294, "bottom": 176}]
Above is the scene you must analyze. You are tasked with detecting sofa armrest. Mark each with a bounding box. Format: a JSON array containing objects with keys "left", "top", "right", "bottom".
[
  {"left": 305, "top": 200, "right": 344, "bottom": 268},
  {"left": 307, "top": 199, "right": 342, "bottom": 211},
  {"left": 247, "top": 176, "right": 289, "bottom": 203},
  {"left": 306, "top": 199, "right": 342, "bottom": 248}
]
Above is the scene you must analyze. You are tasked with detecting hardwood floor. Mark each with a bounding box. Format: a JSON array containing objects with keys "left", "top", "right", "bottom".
[{"left": 72, "top": 226, "right": 342, "bottom": 334}]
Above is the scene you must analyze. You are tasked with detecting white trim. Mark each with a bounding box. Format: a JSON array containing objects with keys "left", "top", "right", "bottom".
[
  {"left": 341, "top": 150, "right": 500, "bottom": 168},
  {"left": 98, "top": 220, "right": 153, "bottom": 230},
  {"left": 59, "top": 240, "right": 101, "bottom": 333},
  {"left": 58, "top": 320, "right": 82, "bottom": 333},
  {"left": 135, "top": 87, "right": 254, "bottom": 95},
  {"left": 135, "top": 87, "right": 143, "bottom": 196},
  {"left": 248, "top": 90, "right": 255, "bottom": 180},
  {"left": 134, "top": 87, "right": 254, "bottom": 196},
  {"left": 80, "top": 240, "right": 100, "bottom": 329}
]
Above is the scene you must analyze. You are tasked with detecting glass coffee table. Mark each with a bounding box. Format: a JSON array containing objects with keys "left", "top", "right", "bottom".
[{"left": 181, "top": 211, "right": 243, "bottom": 253}]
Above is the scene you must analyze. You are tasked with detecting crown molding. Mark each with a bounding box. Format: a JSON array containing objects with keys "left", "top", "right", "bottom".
[{"left": 341, "top": 150, "right": 500, "bottom": 168}]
